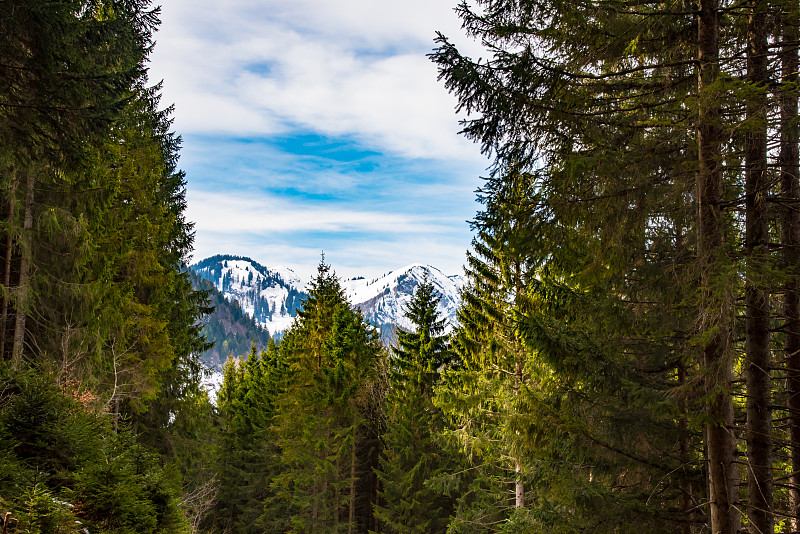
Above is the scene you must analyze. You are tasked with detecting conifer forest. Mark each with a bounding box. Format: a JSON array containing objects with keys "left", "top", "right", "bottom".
[{"left": 1, "top": 0, "right": 800, "bottom": 533}]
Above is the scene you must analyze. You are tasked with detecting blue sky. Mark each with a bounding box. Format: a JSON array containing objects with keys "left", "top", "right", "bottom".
[{"left": 147, "top": 0, "right": 490, "bottom": 279}]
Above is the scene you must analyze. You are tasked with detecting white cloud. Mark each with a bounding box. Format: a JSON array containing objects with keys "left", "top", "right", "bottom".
[
  {"left": 148, "top": 0, "right": 488, "bottom": 161},
  {"left": 186, "top": 190, "right": 470, "bottom": 280},
  {"left": 153, "top": 0, "right": 490, "bottom": 276},
  {"left": 187, "top": 190, "right": 456, "bottom": 235}
]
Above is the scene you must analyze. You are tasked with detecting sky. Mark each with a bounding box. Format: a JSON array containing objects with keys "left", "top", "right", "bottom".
[{"left": 147, "top": 0, "right": 491, "bottom": 280}]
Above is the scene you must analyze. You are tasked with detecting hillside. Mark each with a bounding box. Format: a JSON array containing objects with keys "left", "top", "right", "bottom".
[
  {"left": 188, "top": 270, "right": 271, "bottom": 369},
  {"left": 342, "top": 263, "right": 463, "bottom": 333},
  {"left": 192, "top": 255, "right": 306, "bottom": 335}
]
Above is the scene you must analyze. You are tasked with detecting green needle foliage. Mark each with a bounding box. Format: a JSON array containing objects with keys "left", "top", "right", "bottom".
[
  {"left": 0, "top": 366, "right": 189, "bottom": 534},
  {"left": 213, "top": 342, "right": 285, "bottom": 534},
  {"left": 374, "top": 278, "right": 456, "bottom": 534},
  {"left": 1, "top": 1, "right": 215, "bottom": 531},
  {"left": 270, "top": 259, "right": 384, "bottom": 534},
  {"left": 431, "top": 0, "right": 800, "bottom": 531}
]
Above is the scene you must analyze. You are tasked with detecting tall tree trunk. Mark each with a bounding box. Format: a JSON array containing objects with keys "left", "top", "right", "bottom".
[
  {"left": 780, "top": 3, "right": 800, "bottom": 529},
  {"left": 515, "top": 357, "right": 524, "bottom": 509},
  {"left": 322, "top": 478, "right": 328, "bottom": 531},
  {"left": 0, "top": 175, "right": 17, "bottom": 360},
  {"left": 744, "top": 0, "right": 773, "bottom": 532},
  {"left": 698, "top": 0, "right": 737, "bottom": 531},
  {"left": 679, "top": 363, "right": 694, "bottom": 534},
  {"left": 12, "top": 168, "right": 34, "bottom": 363},
  {"left": 312, "top": 478, "right": 319, "bottom": 534},
  {"left": 513, "top": 262, "right": 525, "bottom": 509},
  {"left": 349, "top": 419, "right": 357, "bottom": 534}
]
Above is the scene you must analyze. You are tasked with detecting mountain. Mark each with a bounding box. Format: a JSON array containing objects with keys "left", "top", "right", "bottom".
[
  {"left": 191, "top": 255, "right": 464, "bottom": 340},
  {"left": 192, "top": 255, "right": 307, "bottom": 335},
  {"left": 188, "top": 270, "right": 271, "bottom": 370},
  {"left": 342, "top": 264, "right": 463, "bottom": 334}
]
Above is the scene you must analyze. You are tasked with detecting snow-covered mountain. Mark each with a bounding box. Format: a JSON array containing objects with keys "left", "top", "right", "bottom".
[
  {"left": 342, "top": 264, "right": 463, "bottom": 333},
  {"left": 190, "top": 255, "right": 464, "bottom": 336},
  {"left": 192, "top": 255, "right": 306, "bottom": 335}
]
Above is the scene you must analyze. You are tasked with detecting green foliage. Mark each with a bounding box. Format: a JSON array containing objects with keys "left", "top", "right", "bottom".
[
  {"left": 0, "top": 366, "right": 188, "bottom": 534},
  {"left": 0, "top": 0, "right": 210, "bottom": 407},
  {"left": 430, "top": 163, "right": 700, "bottom": 532},
  {"left": 15, "top": 484, "right": 81, "bottom": 534},
  {"left": 208, "top": 261, "right": 387, "bottom": 534},
  {"left": 269, "top": 259, "right": 384, "bottom": 533},
  {"left": 423, "top": 0, "right": 797, "bottom": 527},
  {"left": 212, "top": 342, "right": 285, "bottom": 534},
  {"left": 0, "top": 1, "right": 216, "bottom": 532},
  {"left": 72, "top": 432, "right": 187, "bottom": 534},
  {"left": 189, "top": 271, "right": 270, "bottom": 370},
  {"left": 374, "top": 279, "right": 457, "bottom": 534},
  {"left": 0, "top": 0, "right": 157, "bottom": 166}
]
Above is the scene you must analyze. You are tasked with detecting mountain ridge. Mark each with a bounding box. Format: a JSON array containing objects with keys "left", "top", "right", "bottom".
[{"left": 191, "top": 254, "right": 463, "bottom": 340}]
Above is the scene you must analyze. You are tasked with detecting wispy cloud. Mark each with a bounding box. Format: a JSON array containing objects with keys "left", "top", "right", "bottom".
[
  {"left": 187, "top": 190, "right": 471, "bottom": 279},
  {"left": 150, "top": 0, "right": 489, "bottom": 276},
  {"left": 149, "top": 0, "right": 487, "bottom": 161},
  {"left": 187, "top": 190, "right": 454, "bottom": 235}
]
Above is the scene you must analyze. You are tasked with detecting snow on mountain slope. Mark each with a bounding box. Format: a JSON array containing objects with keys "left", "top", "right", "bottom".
[
  {"left": 192, "top": 255, "right": 307, "bottom": 335},
  {"left": 343, "top": 264, "right": 463, "bottom": 332},
  {"left": 191, "top": 255, "right": 464, "bottom": 336}
]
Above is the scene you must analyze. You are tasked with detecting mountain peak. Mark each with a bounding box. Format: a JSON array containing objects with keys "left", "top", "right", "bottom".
[
  {"left": 342, "top": 263, "right": 462, "bottom": 332},
  {"left": 192, "top": 255, "right": 463, "bottom": 336},
  {"left": 192, "top": 255, "right": 306, "bottom": 334}
]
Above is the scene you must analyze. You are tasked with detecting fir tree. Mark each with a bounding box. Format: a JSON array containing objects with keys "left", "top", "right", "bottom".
[
  {"left": 1, "top": 2, "right": 216, "bottom": 529},
  {"left": 214, "top": 343, "right": 285, "bottom": 534},
  {"left": 434, "top": 164, "right": 700, "bottom": 533},
  {"left": 432, "top": 0, "right": 800, "bottom": 529},
  {"left": 0, "top": 366, "right": 189, "bottom": 534},
  {"left": 374, "top": 278, "right": 455, "bottom": 534},
  {"left": 270, "top": 258, "right": 384, "bottom": 534}
]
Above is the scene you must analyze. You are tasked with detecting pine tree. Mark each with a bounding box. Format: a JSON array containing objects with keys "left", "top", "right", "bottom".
[
  {"left": 213, "top": 343, "right": 285, "bottom": 534},
  {"left": 0, "top": 0, "right": 159, "bottom": 364},
  {"left": 374, "top": 278, "right": 455, "bottom": 534},
  {"left": 0, "top": 366, "right": 190, "bottom": 534},
  {"left": 270, "top": 259, "right": 383, "bottom": 533},
  {"left": 428, "top": 0, "right": 800, "bottom": 530},
  {"left": 1, "top": 2, "right": 217, "bottom": 530}
]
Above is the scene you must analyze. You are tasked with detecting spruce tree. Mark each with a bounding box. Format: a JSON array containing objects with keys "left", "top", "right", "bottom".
[
  {"left": 0, "top": 366, "right": 190, "bottom": 534},
  {"left": 780, "top": 1, "right": 800, "bottom": 527},
  {"left": 1, "top": 2, "right": 216, "bottom": 529},
  {"left": 429, "top": 0, "right": 800, "bottom": 530},
  {"left": 214, "top": 343, "right": 285, "bottom": 534},
  {"left": 270, "top": 259, "right": 383, "bottom": 534},
  {"left": 743, "top": 0, "right": 772, "bottom": 529},
  {"left": 0, "top": 0, "right": 158, "bottom": 364},
  {"left": 434, "top": 168, "right": 701, "bottom": 532},
  {"left": 374, "top": 278, "right": 455, "bottom": 534}
]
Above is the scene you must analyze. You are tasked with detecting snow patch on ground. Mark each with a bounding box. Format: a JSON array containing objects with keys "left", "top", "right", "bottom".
[{"left": 202, "top": 369, "right": 225, "bottom": 405}]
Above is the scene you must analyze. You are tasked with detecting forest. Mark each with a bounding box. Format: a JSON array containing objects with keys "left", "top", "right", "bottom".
[{"left": 1, "top": 0, "right": 799, "bottom": 533}]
